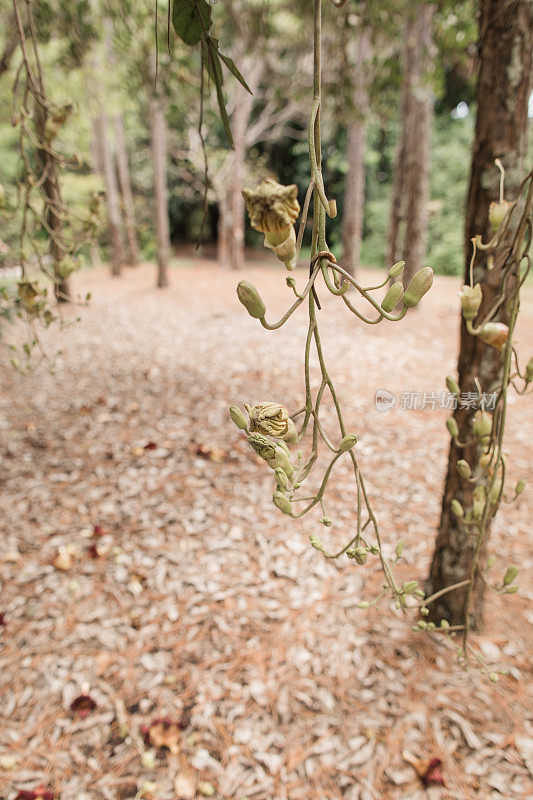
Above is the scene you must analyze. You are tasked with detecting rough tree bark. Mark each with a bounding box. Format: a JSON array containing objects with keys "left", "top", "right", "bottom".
[
  {"left": 385, "top": 2, "right": 434, "bottom": 282},
  {"left": 149, "top": 95, "right": 171, "bottom": 288},
  {"left": 114, "top": 114, "right": 139, "bottom": 266},
  {"left": 94, "top": 110, "right": 125, "bottom": 276},
  {"left": 427, "top": 0, "right": 532, "bottom": 628},
  {"left": 341, "top": 27, "right": 371, "bottom": 276}
]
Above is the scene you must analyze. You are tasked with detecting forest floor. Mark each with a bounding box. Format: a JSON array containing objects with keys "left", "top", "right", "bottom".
[{"left": 1, "top": 258, "right": 532, "bottom": 800}]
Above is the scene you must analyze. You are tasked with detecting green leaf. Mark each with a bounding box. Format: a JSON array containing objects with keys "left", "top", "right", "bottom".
[
  {"left": 172, "top": 0, "right": 210, "bottom": 47},
  {"left": 214, "top": 75, "right": 233, "bottom": 147},
  {"left": 219, "top": 51, "right": 253, "bottom": 94},
  {"left": 202, "top": 38, "right": 233, "bottom": 147}
]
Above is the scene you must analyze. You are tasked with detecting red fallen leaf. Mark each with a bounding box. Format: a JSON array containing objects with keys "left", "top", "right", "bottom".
[
  {"left": 15, "top": 786, "right": 55, "bottom": 800},
  {"left": 93, "top": 524, "right": 107, "bottom": 537},
  {"left": 0, "top": 612, "right": 6, "bottom": 626},
  {"left": 141, "top": 717, "right": 182, "bottom": 753},
  {"left": 87, "top": 544, "right": 100, "bottom": 559},
  {"left": 144, "top": 441, "right": 157, "bottom": 451},
  {"left": 421, "top": 757, "right": 445, "bottom": 787},
  {"left": 70, "top": 694, "right": 97, "bottom": 718}
]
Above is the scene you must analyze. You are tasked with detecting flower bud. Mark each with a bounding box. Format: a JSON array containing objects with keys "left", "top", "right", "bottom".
[
  {"left": 451, "top": 499, "right": 464, "bottom": 518},
  {"left": 478, "top": 322, "right": 509, "bottom": 351},
  {"left": 488, "top": 199, "right": 511, "bottom": 233},
  {"left": 247, "top": 432, "right": 276, "bottom": 461},
  {"left": 488, "top": 475, "right": 502, "bottom": 506},
  {"left": 402, "top": 267, "right": 434, "bottom": 308},
  {"left": 237, "top": 280, "right": 266, "bottom": 319},
  {"left": 274, "top": 467, "right": 289, "bottom": 490},
  {"left": 503, "top": 566, "right": 518, "bottom": 586},
  {"left": 473, "top": 410, "right": 492, "bottom": 440},
  {"left": 273, "top": 491, "right": 292, "bottom": 514},
  {"left": 516, "top": 479, "right": 525, "bottom": 495},
  {"left": 395, "top": 541, "right": 405, "bottom": 558},
  {"left": 506, "top": 585, "right": 518, "bottom": 594},
  {"left": 354, "top": 547, "right": 367, "bottom": 565},
  {"left": 339, "top": 433, "right": 357, "bottom": 452},
  {"left": 446, "top": 417, "right": 459, "bottom": 439},
  {"left": 457, "top": 459, "right": 471, "bottom": 480},
  {"left": 247, "top": 401, "right": 298, "bottom": 443},
  {"left": 381, "top": 282, "right": 404, "bottom": 313},
  {"left": 388, "top": 260, "right": 405, "bottom": 279},
  {"left": 286, "top": 276, "right": 296, "bottom": 289},
  {"left": 440, "top": 619, "right": 450, "bottom": 629},
  {"left": 446, "top": 375, "right": 460, "bottom": 396},
  {"left": 401, "top": 581, "right": 419, "bottom": 595},
  {"left": 310, "top": 535, "right": 324, "bottom": 551},
  {"left": 229, "top": 406, "right": 248, "bottom": 430},
  {"left": 472, "top": 485, "right": 485, "bottom": 519},
  {"left": 320, "top": 516, "right": 332, "bottom": 527},
  {"left": 346, "top": 548, "right": 356, "bottom": 558},
  {"left": 458, "top": 283, "right": 482, "bottom": 321},
  {"left": 525, "top": 356, "right": 533, "bottom": 384},
  {"left": 269, "top": 445, "right": 295, "bottom": 481}
]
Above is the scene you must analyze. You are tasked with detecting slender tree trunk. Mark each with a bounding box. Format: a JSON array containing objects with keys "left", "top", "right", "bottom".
[
  {"left": 94, "top": 111, "right": 125, "bottom": 276},
  {"left": 217, "top": 191, "right": 230, "bottom": 267},
  {"left": 229, "top": 89, "right": 247, "bottom": 270},
  {"left": 402, "top": 3, "right": 435, "bottom": 284},
  {"left": 427, "top": 0, "right": 532, "bottom": 628},
  {"left": 114, "top": 114, "right": 139, "bottom": 266},
  {"left": 341, "top": 28, "right": 370, "bottom": 275},
  {"left": 386, "top": 3, "right": 434, "bottom": 281},
  {"left": 149, "top": 95, "right": 170, "bottom": 288},
  {"left": 34, "top": 104, "right": 71, "bottom": 302}
]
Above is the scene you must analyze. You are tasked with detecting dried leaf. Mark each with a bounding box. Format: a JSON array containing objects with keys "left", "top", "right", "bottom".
[{"left": 70, "top": 693, "right": 97, "bottom": 718}]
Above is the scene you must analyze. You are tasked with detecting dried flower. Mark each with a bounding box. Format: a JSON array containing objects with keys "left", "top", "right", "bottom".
[
  {"left": 247, "top": 402, "right": 298, "bottom": 443},
  {"left": 478, "top": 321, "right": 509, "bottom": 351},
  {"left": 242, "top": 178, "right": 300, "bottom": 236},
  {"left": 242, "top": 178, "right": 300, "bottom": 270},
  {"left": 459, "top": 283, "right": 482, "bottom": 321}
]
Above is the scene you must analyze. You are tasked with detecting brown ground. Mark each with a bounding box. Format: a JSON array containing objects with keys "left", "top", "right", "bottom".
[{"left": 0, "top": 259, "right": 532, "bottom": 800}]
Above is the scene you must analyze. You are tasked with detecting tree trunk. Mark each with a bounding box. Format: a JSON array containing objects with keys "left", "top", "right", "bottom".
[
  {"left": 341, "top": 28, "right": 370, "bottom": 276},
  {"left": 149, "top": 96, "right": 170, "bottom": 288},
  {"left": 94, "top": 111, "right": 125, "bottom": 276},
  {"left": 229, "top": 88, "right": 248, "bottom": 270},
  {"left": 402, "top": 3, "right": 435, "bottom": 284},
  {"left": 114, "top": 114, "right": 139, "bottom": 266},
  {"left": 33, "top": 102, "right": 70, "bottom": 301},
  {"left": 218, "top": 191, "right": 230, "bottom": 267},
  {"left": 385, "top": 3, "right": 434, "bottom": 282},
  {"left": 426, "top": 0, "right": 532, "bottom": 628}
]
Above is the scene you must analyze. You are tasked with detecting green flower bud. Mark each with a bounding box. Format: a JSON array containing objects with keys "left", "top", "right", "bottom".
[
  {"left": 229, "top": 406, "right": 248, "bottom": 430},
  {"left": 320, "top": 516, "right": 332, "bottom": 527},
  {"left": 381, "top": 282, "right": 404, "bottom": 313},
  {"left": 268, "top": 445, "right": 295, "bottom": 480},
  {"left": 402, "top": 267, "right": 434, "bottom": 308},
  {"left": 237, "top": 280, "right": 266, "bottom": 319},
  {"left": 420, "top": 607, "right": 429, "bottom": 616},
  {"left": 357, "top": 600, "right": 370, "bottom": 608},
  {"left": 506, "top": 585, "right": 518, "bottom": 594},
  {"left": 487, "top": 555, "right": 496, "bottom": 568},
  {"left": 418, "top": 620, "right": 428, "bottom": 629},
  {"left": 440, "top": 619, "right": 450, "bottom": 629},
  {"left": 395, "top": 541, "right": 405, "bottom": 558},
  {"left": 286, "top": 276, "right": 296, "bottom": 289},
  {"left": 472, "top": 485, "right": 486, "bottom": 520},
  {"left": 525, "top": 356, "right": 533, "bottom": 384},
  {"left": 488, "top": 476, "right": 502, "bottom": 506},
  {"left": 273, "top": 491, "right": 292, "bottom": 514},
  {"left": 427, "top": 622, "right": 436, "bottom": 630},
  {"left": 310, "top": 534, "right": 324, "bottom": 551},
  {"left": 247, "top": 432, "right": 276, "bottom": 461},
  {"left": 451, "top": 499, "right": 464, "bottom": 518},
  {"left": 346, "top": 548, "right": 356, "bottom": 559},
  {"left": 503, "top": 566, "right": 518, "bottom": 586},
  {"left": 446, "top": 417, "right": 459, "bottom": 439},
  {"left": 457, "top": 459, "right": 471, "bottom": 480},
  {"left": 274, "top": 467, "right": 289, "bottom": 490},
  {"left": 488, "top": 199, "right": 512, "bottom": 233},
  {"left": 339, "top": 433, "right": 357, "bottom": 452},
  {"left": 446, "top": 375, "right": 460, "bottom": 396},
  {"left": 459, "top": 283, "right": 482, "bottom": 321},
  {"left": 473, "top": 410, "right": 492, "bottom": 440},
  {"left": 401, "top": 581, "right": 419, "bottom": 595},
  {"left": 369, "top": 545, "right": 380, "bottom": 555},
  {"left": 354, "top": 547, "right": 367, "bottom": 565},
  {"left": 489, "top": 672, "right": 499, "bottom": 683},
  {"left": 516, "top": 479, "right": 525, "bottom": 495},
  {"left": 388, "top": 260, "right": 405, "bottom": 279}
]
